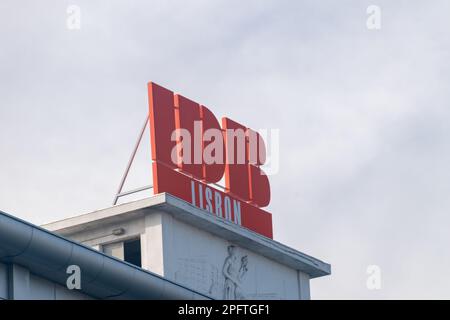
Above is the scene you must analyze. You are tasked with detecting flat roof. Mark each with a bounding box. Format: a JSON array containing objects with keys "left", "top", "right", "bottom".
[{"left": 43, "top": 193, "right": 331, "bottom": 279}]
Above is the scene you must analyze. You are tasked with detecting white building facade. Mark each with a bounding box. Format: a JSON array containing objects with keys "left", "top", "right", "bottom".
[{"left": 43, "top": 193, "right": 331, "bottom": 300}]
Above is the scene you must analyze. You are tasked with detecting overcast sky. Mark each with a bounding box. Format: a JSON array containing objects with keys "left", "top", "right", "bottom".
[{"left": 1, "top": 0, "right": 450, "bottom": 299}]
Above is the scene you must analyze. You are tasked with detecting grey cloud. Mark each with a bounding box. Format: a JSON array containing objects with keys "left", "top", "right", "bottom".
[{"left": 1, "top": 0, "right": 450, "bottom": 298}]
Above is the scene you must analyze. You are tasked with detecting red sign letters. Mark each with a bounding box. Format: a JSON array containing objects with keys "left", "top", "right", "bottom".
[{"left": 148, "top": 82, "right": 273, "bottom": 238}]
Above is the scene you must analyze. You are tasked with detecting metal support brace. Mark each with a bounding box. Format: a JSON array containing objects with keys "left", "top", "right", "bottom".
[{"left": 113, "top": 115, "right": 152, "bottom": 205}]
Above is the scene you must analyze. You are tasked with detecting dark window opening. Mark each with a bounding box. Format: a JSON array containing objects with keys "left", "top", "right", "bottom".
[{"left": 124, "top": 238, "right": 141, "bottom": 267}]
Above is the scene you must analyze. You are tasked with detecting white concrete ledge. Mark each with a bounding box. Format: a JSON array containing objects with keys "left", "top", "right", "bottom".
[{"left": 43, "top": 193, "right": 331, "bottom": 279}]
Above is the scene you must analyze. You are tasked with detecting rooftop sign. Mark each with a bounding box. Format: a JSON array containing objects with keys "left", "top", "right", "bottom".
[{"left": 148, "top": 82, "right": 272, "bottom": 238}]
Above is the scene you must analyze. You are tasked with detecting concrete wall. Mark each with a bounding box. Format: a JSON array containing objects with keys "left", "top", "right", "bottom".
[
  {"left": 0, "top": 263, "right": 92, "bottom": 300},
  {"left": 0, "top": 262, "right": 7, "bottom": 300},
  {"left": 68, "top": 217, "right": 145, "bottom": 248},
  {"left": 155, "top": 212, "right": 310, "bottom": 300},
  {"left": 59, "top": 210, "right": 311, "bottom": 300}
]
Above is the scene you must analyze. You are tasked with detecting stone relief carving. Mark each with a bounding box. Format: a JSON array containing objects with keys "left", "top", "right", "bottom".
[
  {"left": 222, "top": 245, "right": 248, "bottom": 300},
  {"left": 174, "top": 257, "right": 211, "bottom": 293},
  {"left": 208, "top": 266, "right": 219, "bottom": 295},
  {"left": 174, "top": 245, "right": 279, "bottom": 299}
]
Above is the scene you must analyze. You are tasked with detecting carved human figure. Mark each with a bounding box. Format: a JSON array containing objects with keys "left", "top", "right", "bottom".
[{"left": 222, "top": 245, "right": 239, "bottom": 299}]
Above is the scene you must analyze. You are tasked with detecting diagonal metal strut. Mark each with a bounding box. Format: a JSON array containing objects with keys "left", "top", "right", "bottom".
[{"left": 113, "top": 114, "right": 152, "bottom": 205}]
